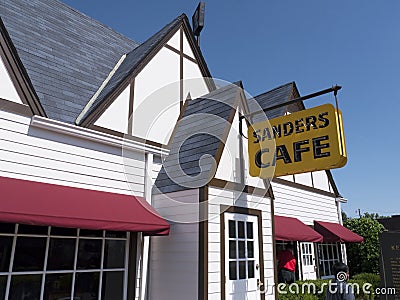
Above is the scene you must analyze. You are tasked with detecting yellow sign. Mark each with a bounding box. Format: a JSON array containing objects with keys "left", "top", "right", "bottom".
[{"left": 248, "top": 104, "right": 347, "bottom": 178}]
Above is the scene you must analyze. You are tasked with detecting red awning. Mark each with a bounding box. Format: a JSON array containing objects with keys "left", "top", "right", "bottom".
[
  {"left": 274, "top": 215, "right": 323, "bottom": 242},
  {"left": 0, "top": 176, "right": 170, "bottom": 236},
  {"left": 314, "top": 220, "right": 363, "bottom": 243}
]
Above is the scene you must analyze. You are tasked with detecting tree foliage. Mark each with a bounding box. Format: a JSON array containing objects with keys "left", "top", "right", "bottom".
[{"left": 343, "top": 213, "right": 385, "bottom": 274}]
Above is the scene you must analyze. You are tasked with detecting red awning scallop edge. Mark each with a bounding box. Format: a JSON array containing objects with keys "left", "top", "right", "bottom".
[
  {"left": 0, "top": 176, "right": 170, "bottom": 236},
  {"left": 274, "top": 215, "right": 323, "bottom": 242},
  {"left": 314, "top": 220, "right": 363, "bottom": 243}
]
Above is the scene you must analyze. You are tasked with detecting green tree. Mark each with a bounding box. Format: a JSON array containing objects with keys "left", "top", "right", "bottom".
[{"left": 344, "top": 213, "right": 385, "bottom": 274}]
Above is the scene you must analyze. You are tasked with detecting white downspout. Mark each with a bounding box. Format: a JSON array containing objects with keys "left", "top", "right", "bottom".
[
  {"left": 336, "top": 198, "right": 348, "bottom": 264},
  {"left": 138, "top": 153, "right": 153, "bottom": 300}
]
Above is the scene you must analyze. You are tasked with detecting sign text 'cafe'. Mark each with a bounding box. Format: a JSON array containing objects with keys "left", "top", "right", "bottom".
[{"left": 248, "top": 104, "right": 347, "bottom": 178}]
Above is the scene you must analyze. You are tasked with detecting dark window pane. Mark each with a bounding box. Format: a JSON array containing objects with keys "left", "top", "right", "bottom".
[
  {"left": 9, "top": 274, "right": 42, "bottom": 300},
  {"left": 247, "top": 241, "right": 254, "bottom": 258},
  {"left": 228, "top": 220, "right": 235, "bottom": 238},
  {"left": 246, "top": 222, "right": 253, "bottom": 239},
  {"left": 239, "top": 261, "right": 246, "bottom": 279},
  {"left": 13, "top": 237, "right": 46, "bottom": 271},
  {"left": 44, "top": 273, "right": 72, "bottom": 300},
  {"left": 18, "top": 224, "right": 48, "bottom": 235},
  {"left": 51, "top": 227, "right": 77, "bottom": 236},
  {"left": 229, "top": 261, "right": 237, "bottom": 280},
  {"left": 248, "top": 261, "right": 255, "bottom": 278},
  {"left": 238, "top": 241, "right": 245, "bottom": 258},
  {"left": 0, "top": 236, "right": 13, "bottom": 272},
  {"left": 102, "top": 271, "right": 124, "bottom": 300},
  {"left": 105, "top": 231, "right": 126, "bottom": 238},
  {"left": 104, "top": 240, "right": 125, "bottom": 269},
  {"left": 47, "top": 238, "right": 75, "bottom": 270},
  {"left": 79, "top": 229, "right": 103, "bottom": 237},
  {"left": 77, "top": 239, "right": 102, "bottom": 269},
  {"left": 74, "top": 272, "right": 99, "bottom": 300},
  {"left": 0, "top": 276, "right": 6, "bottom": 299},
  {"left": 238, "top": 221, "right": 245, "bottom": 238},
  {"left": 229, "top": 241, "right": 236, "bottom": 259},
  {"left": 0, "top": 222, "right": 15, "bottom": 233}
]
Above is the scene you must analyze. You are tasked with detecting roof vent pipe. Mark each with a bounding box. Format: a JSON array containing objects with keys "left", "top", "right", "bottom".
[{"left": 192, "top": 2, "right": 205, "bottom": 46}]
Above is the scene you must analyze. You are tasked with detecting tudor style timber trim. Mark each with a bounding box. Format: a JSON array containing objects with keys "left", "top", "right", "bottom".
[
  {"left": 0, "top": 97, "right": 32, "bottom": 117},
  {"left": 80, "top": 15, "right": 215, "bottom": 129},
  {"left": 272, "top": 177, "right": 336, "bottom": 198},
  {"left": 128, "top": 78, "right": 135, "bottom": 135},
  {"left": 0, "top": 19, "right": 46, "bottom": 117},
  {"left": 220, "top": 205, "right": 266, "bottom": 300},
  {"left": 198, "top": 186, "right": 208, "bottom": 300},
  {"left": 209, "top": 178, "right": 270, "bottom": 198},
  {"left": 179, "top": 27, "right": 184, "bottom": 112},
  {"left": 164, "top": 43, "right": 198, "bottom": 64}
]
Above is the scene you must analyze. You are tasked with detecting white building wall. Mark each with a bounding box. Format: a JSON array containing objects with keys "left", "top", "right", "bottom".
[
  {"left": 0, "top": 110, "right": 145, "bottom": 196},
  {"left": 0, "top": 56, "right": 22, "bottom": 104},
  {"left": 149, "top": 189, "right": 200, "bottom": 300},
  {"left": 272, "top": 181, "right": 339, "bottom": 225},
  {"left": 132, "top": 46, "right": 180, "bottom": 144},
  {"left": 94, "top": 85, "right": 130, "bottom": 134},
  {"left": 208, "top": 187, "right": 275, "bottom": 300}
]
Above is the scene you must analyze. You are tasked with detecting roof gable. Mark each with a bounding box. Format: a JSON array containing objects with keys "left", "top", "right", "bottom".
[
  {"left": 154, "top": 83, "right": 243, "bottom": 194},
  {"left": 0, "top": 18, "right": 46, "bottom": 116},
  {"left": 76, "top": 14, "right": 212, "bottom": 127},
  {"left": 0, "top": 0, "right": 138, "bottom": 123}
]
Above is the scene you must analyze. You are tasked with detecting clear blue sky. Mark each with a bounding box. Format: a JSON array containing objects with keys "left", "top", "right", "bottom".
[{"left": 62, "top": 0, "right": 400, "bottom": 218}]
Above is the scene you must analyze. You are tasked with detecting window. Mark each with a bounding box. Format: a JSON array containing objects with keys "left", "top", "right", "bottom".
[
  {"left": 317, "top": 243, "right": 342, "bottom": 278},
  {"left": 0, "top": 223, "right": 129, "bottom": 299},
  {"left": 227, "top": 219, "right": 256, "bottom": 280},
  {"left": 301, "top": 243, "right": 313, "bottom": 266}
]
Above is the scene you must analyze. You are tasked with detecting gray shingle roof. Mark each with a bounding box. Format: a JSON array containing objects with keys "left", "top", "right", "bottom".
[
  {"left": 0, "top": 0, "right": 138, "bottom": 123},
  {"left": 154, "top": 83, "right": 242, "bottom": 194},
  {"left": 77, "top": 14, "right": 187, "bottom": 125},
  {"left": 253, "top": 82, "right": 300, "bottom": 119}
]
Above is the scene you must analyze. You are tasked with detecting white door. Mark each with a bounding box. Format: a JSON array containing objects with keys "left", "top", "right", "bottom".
[
  {"left": 225, "top": 213, "right": 261, "bottom": 300},
  {"left": 300, "top": 242, "right": 317, "bottom": 280}
]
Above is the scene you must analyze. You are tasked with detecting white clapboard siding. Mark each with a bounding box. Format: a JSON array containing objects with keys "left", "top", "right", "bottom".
[
  {"left": 149, "top": 189, "right": 199, "bottom": 300},
  {"left": 272, "top": 181, "right": 339, "bottom": 224},
  {"left": 0, "top": 110, "right": 146, "bottom": 196},
  {"left": 208, "top": 187, "right": 275, "bottom": 300}
]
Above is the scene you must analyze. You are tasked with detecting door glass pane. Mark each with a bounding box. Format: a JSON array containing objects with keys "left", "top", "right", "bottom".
[
  {"left": 13, "top": 237, "right": 46, "bottom": 271},
  {"left": 0, "top": 236, "right": 13, "bottom": 272},
  {"left": 229, "top": 241, "right": 236, "bottom": 259},
  {"left": 238, "top": 221, "right": 245, "bottom": 238},
  {"left": 247, "top": 241, "right": 254, "bottom": 258},
  {"left": 228, "top": 220, "right": 236, "bottom": 238},
  {"left": 9, "top": 274, "right": 42, "bottom": 300},
  {"left": 101, "top": 271, "right": 124, "bottom": 300},
  {"left": 44, "top": 273, "right": 72, "bottom": 300},
  {"left": 246, "top": 222, "right": 253, "bottom": 239},
  {"left": 0, "top": 222, "right": 15, "bottom": 233},
  {"left": 229, "top": 261, "right": 237, "bottom": 280},
  {"left": 0, "top": 276, "right": 6, "bottom": 299},
  {"left": 74, "top": 272, "right": 99, "bottom": 300},
  {"left": 238, "top": 241, "right": 245, "bottom": 258},
  {"left": 77, "top": 239, "right": 102, "bottom": 269},
  {"left": 47, "top": 238, "right": 75, "bottom": 270},
  {"left": 104, "top": 240, "right": 125, "bottom": 269},
  {"left": 248, "top": 261, "right": 255, "bottom": 278},
  {"left": 239, "top": 261, "right": 246, "bottom": 279}
]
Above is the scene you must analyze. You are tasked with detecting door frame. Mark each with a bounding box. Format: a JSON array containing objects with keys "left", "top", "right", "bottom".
[{"left": 220, "top": 205, "right": 265, "bottom": 300}]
